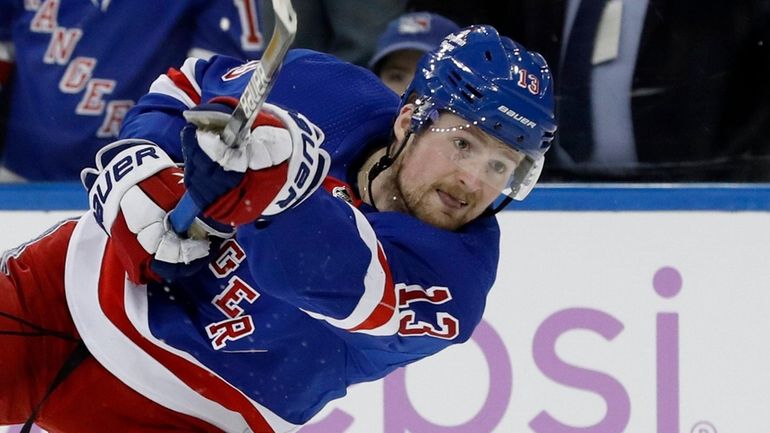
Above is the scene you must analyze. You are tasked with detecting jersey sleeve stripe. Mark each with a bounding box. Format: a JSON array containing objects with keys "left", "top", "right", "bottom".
[
  {"left": 66, "top": 217, "right": 250, "bottom": 432},
  {"left": 349, "top": 245, "right": 397, "bottom": 332},
  {"left": 65, "top": 215, "right": 297, "bottom": 433},
  {"left": 302, "top": 205, "right": 399, "bottom": 334},
  {"left": 98, "top": 242, "right": 285, "bottom": 433},
  {"left": 178, "top": 57, "right": 203, "bottom": 96},
  {"left": 148, "top": 57, "right": 203, "bottom": 108},
  {"left": 148, "top": 75, "right": 199, "bottom": 108}
]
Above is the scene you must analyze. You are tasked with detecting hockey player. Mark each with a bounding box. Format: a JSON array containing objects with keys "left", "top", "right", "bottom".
[
  {"left": 0, "top": 0, "right": 265, "bottom": 181},
  {"left": 0, "top": 26, "right": 555, "bottom": 432}
]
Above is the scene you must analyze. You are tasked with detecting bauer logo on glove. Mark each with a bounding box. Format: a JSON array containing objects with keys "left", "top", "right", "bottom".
[
  {"left": 81, "top": 140, "right": 213, "bottom": 284},
  {"left": 263, "top": 109, "right": 329, "bottom": 216},
  {"left": 82, "top": 140, "right": 176, "bottom": 232}
]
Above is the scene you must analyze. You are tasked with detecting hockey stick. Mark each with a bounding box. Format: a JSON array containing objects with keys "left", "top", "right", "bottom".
[{"left": 169, "top": 0, "right": 297, "bottom": 236}]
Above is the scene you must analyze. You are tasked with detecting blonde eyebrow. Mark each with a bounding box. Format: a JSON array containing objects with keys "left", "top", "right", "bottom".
[
  {"left": 496, "top": 142, "right": 525, "bottom": 163},
  {"left": 433, "top": 120, "right": 524, "bottom": 163},
  {"left": 460, "top": 122, "right": 487, "bottom": 143},
  {"left": 464, "top": 124, "right": 523, "bottom": 163}
]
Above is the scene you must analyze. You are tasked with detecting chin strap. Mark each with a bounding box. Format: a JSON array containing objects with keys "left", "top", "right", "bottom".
[
  {"left": 366, "top": 130, "right": 412, "bottom": 211},
  {"left": 482, "top": 195, "right": 515, "bottom": 217}
]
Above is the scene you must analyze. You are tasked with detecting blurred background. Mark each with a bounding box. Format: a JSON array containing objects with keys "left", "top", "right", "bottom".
[
  {"left": 3, "top": 0, "right": 770, "bottom": 184},
  {"left": 2, "top": 3, "right": 770, "bottom": 433}
]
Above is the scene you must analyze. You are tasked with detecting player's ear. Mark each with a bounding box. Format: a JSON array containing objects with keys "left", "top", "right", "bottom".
[{"left": 393, "top": 103, "right": 415, "bottom": 142}]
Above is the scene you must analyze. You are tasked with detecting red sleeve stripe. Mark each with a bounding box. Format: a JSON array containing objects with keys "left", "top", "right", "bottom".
[
  {"left": 301, "top": 204, "right": 400, "bottom": 335},
  {"left": 0, "top": 61, "right": 11, "bottom": 87},
  {"left": 148, "top": 57, "right": 202, "bottom": 107},
  {"left": 178, "top": 57, "right": 203, "bottom": 97},
  {"left": 97, "top": 243, "right": 276, "bottom": 433},
  {"left": 166, "top": 68, "right": 201, "bottom": 105},
  {"left": 66, "top": 216, "right": 297, "bottom": 432},
  {"left": 349, "top": 244, "right": 397, "bottom": 332}
]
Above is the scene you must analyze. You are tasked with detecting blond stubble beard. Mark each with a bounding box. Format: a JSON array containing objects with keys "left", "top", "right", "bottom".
[
  {"left": 393, "top": 162, "right": 468, "bottom": 231},
  {"left": 366, "top": 143, "right": 474, "bottom": 231}
]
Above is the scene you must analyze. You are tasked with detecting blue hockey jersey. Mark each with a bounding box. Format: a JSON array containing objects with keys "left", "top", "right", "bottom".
[
  {"left": 0, "top": 0, "right": 264, "bottom": 180},
  {"left": 65, "top": 51, "right": 502, "bottom": 432}
]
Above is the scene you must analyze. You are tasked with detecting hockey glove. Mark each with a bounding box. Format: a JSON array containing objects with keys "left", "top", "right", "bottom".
[
  {"left": 81, "top": 140, "right": 214, "bottom": 284},
  {"left": 180, "top": 97, "right": 330, "bottom": 229}
]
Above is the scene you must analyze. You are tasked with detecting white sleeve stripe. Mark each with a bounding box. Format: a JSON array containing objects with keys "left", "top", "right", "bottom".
[
  {"left": 64, "top": 217, "right": 251, "bottom": 432},
  {"left": 148, "top": 75, "right": 197, "bottom": 108},
  {"left": 303, "top": 204, "right": 397, "bottom": 331},
  {"left": 123, "top": 279, "right": 296, "bottom": 432},
  {"left": 179, "top": 57, "right": 202, "bottom": 96},
  {"left": 65, "top": 215, "right": 298, "bottom": 433}
]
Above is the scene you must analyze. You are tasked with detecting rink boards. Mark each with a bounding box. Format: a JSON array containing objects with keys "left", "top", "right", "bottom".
[{"left": 1, "top": 183, "right": 768, "bottom": 433}]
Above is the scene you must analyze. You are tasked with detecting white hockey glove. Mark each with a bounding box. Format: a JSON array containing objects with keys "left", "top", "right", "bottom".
[
  {"left": 179, "top": 97, "right": 330, "bottom": 229},
  {"left": 81, "top": 140, "right": 216, "bottom": 284}
]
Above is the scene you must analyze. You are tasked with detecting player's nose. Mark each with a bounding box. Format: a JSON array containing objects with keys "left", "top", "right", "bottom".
[{"left": 455, "top": 161, "right": 485, "bottom": 193}]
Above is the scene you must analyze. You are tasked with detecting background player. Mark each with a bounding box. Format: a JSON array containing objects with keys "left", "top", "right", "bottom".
[{"left": 0, "top": 0, "right": 265, "bottom": 181}]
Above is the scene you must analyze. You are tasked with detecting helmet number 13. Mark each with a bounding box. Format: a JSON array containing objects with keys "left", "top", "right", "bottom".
[{"left": 517, "top": 68, "right": 541, "bottom": 95}]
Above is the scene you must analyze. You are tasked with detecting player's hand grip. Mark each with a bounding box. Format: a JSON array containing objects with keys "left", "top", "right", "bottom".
[{"left": 168, "top": 193, "right": 201, "bottom": 235}]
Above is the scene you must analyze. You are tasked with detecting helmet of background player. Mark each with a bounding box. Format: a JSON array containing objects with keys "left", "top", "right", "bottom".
[
  {"left": 368, "top": 12, "right": 461, "bottom": 71},
  {"left": 401, "top": 25, "right": 557, "bottom": 203}
]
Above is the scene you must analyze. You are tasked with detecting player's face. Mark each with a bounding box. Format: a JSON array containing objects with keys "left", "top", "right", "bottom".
[
  {"left": 390, "top": 108, "right": 522, "bottom": 230},
  {"left": 377, "top": 50, "right": 424, "bottom": 96}
]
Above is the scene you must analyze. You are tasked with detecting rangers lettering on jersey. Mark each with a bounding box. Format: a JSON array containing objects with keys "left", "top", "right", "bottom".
[
  {"left": 209, "top": 239, "right": 246, "bottom": 278},
  {"left": 205, "top": 241, "right": 260, "bottom": 350},
  {"left": 29, "top": 0, "right": 132, "bottom": 138},
  {"left": 4, "top": 0, "right": 265, "bottom": 180}
]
